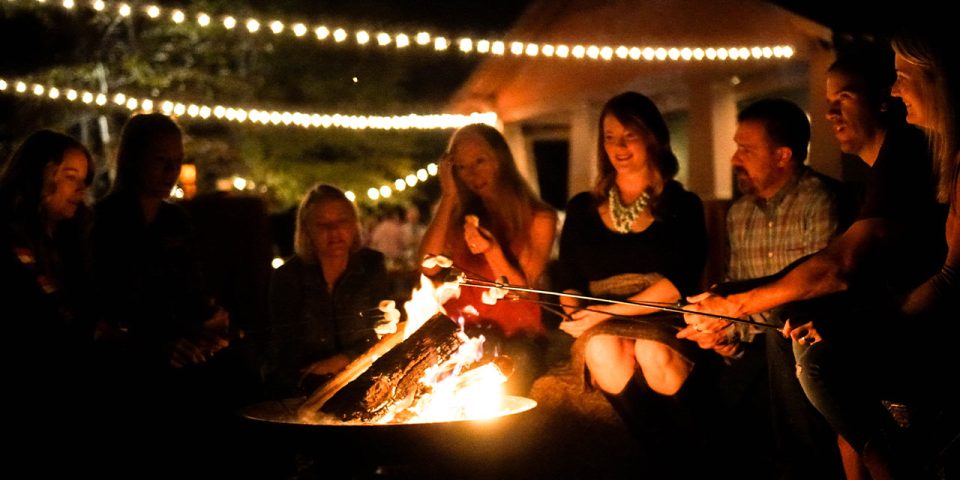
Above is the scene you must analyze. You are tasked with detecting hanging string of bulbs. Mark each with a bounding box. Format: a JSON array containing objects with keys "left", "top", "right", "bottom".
[
  {"left": 9, "top": 0, "right": 795, "bottom": 63},
  {"left": 0, "top": 76, "right": 452, "bottom": 201},
  {"left": 0, "top": 77, "right": 497, "bottom": 130},
  {"left": 2, "top": 0, "right": 798, "bottom": 202}
]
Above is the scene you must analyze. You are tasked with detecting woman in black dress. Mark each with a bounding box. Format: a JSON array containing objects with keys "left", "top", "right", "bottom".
[{"left": 555, "top": 92, "right": 711, "bottom": 473}]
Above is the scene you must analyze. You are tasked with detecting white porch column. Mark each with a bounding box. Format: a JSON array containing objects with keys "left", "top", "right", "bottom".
[
  {"left": 567, "top": 101, "right": 600, "bottom": 199},
  {"left": 687, "top": 74, "right": 737, "bottom": 200},
  {"left": 502, "top": 122, "right": 540, "bottom": 195}
]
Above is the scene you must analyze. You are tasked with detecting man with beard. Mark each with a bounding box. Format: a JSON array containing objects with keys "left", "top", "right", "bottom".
[
  {"left": 679, "top": 98, "right": 846, "bottom": 479},
  {"left": 684, "top": 52, "right": 946, "bottom": 477},
  {"left": 725, "top": 99, "right": 844, "bottom": 287}
]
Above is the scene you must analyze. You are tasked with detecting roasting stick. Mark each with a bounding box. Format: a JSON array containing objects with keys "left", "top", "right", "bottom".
[
  {"left": 458, "top": 277, "right": 781, "bottom": 332},
  {"left": 508, "top": 295, "right": 683, "bottom": 328}
]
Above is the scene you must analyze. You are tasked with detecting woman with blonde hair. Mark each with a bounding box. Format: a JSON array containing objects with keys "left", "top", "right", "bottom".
[
  {"left": 420, "top": 123, "right": 557, "bottom": 393},
  {"left": 268, "top": 183, "right": 390, "bottom": 396}
]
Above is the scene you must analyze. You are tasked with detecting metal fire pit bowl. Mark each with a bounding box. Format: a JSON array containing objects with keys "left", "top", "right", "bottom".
[{"left": 238, "top": 396, "right": 539, "bottom": 477}]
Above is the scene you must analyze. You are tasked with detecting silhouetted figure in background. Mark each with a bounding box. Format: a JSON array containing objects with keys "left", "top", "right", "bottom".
[{"left": 91, "top": 114, "right": 231, "bottom": 473}]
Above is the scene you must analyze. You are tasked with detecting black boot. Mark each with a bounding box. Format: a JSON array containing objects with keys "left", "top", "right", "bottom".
[{"left": 601, "top": 367, "right": 718, "bottom": 478}]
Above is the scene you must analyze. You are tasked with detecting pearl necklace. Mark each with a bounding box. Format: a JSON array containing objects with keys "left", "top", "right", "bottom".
[{"left": 608, "top": 185, "right": 650, "bottom": 233}]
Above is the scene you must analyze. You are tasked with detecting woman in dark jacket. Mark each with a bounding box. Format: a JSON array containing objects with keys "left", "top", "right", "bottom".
[{"left": 267, "top": 184, "right": 390, "bottom": 397}]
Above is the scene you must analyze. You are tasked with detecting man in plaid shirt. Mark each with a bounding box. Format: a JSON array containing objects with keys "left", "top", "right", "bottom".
[
  {"left": 681, "top": 98, "right": 847, "bottom": 479},
  {"left": 725, "top": 99, "right": 843, "bottom": 288}
]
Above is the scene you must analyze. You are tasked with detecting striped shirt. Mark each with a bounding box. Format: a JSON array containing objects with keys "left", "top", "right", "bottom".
[{"left": 726, "top": 166, "right": 840, "bottom": 282}]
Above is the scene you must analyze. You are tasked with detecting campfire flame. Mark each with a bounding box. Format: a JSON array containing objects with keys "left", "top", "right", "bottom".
[
  {"left": 387, "top": 274, "right": 507, "bottom": 423},
  {"left": 402, "top": 274, "right": 460, "bottom": 340},
  {"left": 402, "top": 330, "right": 506, "bottom": 423}
]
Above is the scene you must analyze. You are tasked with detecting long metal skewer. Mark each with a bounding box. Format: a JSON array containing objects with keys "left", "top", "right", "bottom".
[
  {"left": 507, "top": 296, "right": 684, "bottom": 330},
  {"left": 459, "top": 278, "right": 780, "bottom": 331}
]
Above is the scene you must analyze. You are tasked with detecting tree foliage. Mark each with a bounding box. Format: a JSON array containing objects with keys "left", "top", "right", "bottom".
[{"left": 1, "top": 0, "right": 526, "bottom": 209}]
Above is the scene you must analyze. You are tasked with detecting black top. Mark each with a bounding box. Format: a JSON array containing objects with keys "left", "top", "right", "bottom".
[
  {"left": 855, "top": 123, "right": 947, "bottom": 293},
  {"left": 1, "top": 217, "right": 98, "bottom": 435},
  {"left": 1, "top": 221, "right": 91, "bottom": 335},
  {"left": 92, "top": 192, "right": 214, "bottom": 360},
  {"left": 267, "top": 248, "right": 389, "bottom": 396},
  {"left": 556, "top": 181, "right": 708, "bottom": 298}
]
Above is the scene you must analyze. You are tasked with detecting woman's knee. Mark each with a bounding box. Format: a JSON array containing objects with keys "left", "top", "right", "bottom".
[
  {"left": 585, "top": 335, "right": 628, "bottom": 366},
  {"left": 634, "top": 340, "right": 680, "bottom": 370},
  {"left": 634, "top": 340, "right": 692, "bottom": 395},
  {"left": 584, "top": 335, "right": 635, "bottom": 392}
]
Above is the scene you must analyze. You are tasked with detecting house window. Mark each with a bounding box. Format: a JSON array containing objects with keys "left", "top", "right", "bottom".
[{"left": 533, "top": 140, "right": 569, "bottom": 210}]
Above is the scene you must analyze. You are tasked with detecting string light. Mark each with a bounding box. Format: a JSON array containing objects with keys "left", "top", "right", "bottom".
[
  {"left": 354, "top": 160, "right": 441, "bottom": 203},
  {"left": 0, "top": 76, "right": 498, "bottom": 130},
  {"left": 1, "top": 78, "right": 446, "bottom": 204},
  {"left": 356, "top": 30, "right": 370, "bottom": 44},
  {"left": 9, "top": 0, "right": 798, "bottom": 63}
]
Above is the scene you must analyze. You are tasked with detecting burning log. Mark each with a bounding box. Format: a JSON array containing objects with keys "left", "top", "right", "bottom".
[
  {"left": 297, "top": 323, "right": 409, "bottom": 419},
  {"left": 301, "top": 313, "right": 465, "bottom": 423}
]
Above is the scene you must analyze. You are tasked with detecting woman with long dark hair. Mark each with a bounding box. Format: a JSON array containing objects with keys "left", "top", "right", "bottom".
[
  {"left": 555, "top": 92, "right": 710, "bottom": 473},
  {"left": 1, "top": 130, "right": 96, "bottom": 463},
  {"left": 1, "top": 130, "right": 93, "bottom": 326}
]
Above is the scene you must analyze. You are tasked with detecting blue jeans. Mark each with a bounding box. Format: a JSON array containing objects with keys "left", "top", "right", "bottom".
[
  {"left": 793, "top": 333, "right": 885, "bottom": 451},
  {"left": 789, "top": 293, "right": 953, "bottom": 453}
]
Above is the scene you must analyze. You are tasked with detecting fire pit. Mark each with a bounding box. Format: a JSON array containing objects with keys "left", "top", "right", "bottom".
[
  {"left": 238, "top": 395, "right": 539, "bottom": 479},
  {"left": 236, "top": 273, "right": 542, "bottom": 478},
  {"left": 240, "top": 395, "right": 536, "bottom": 427}
]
